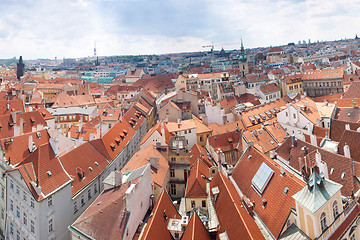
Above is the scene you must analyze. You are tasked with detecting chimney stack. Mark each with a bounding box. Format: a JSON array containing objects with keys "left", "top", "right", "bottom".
[
  {"left": 291, "top": 135, "right": 296, "bottom": 147},
  {"left": 345, "top": 124, "right": 350, "bottom": 130},
  {"left": 114, "top": 170, "right": 123, "bottom": 187},
  {"left": 310, "top": 134, "right": 317, "bottom": 146},
  {"left": 344, "top": 144, "right": 351, "bottom": 158},
  {"left": 149, "top": 156, "right": 159, "bottom": 170}
]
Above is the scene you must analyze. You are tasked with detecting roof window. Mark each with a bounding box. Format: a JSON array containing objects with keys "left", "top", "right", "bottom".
[{"left": 252, "top": 162, "right": 274, "bottom": 194}]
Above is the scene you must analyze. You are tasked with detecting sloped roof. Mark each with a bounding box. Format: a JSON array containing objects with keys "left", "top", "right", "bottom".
[
  {"left": 59, "top": 142, "right": 109, "bottom": 196},
  {"left": 292, "top": 170, "right": 342, "bottom": 212},
  {"left": 1, "top": 129, "right": 50, "bottom": 166},
  {"left": 329, "top": 119, "right": 360, "bottom": 142},
  {"left": 277, "top": 137, "right": 356, "bottom": 197},
  {"left": 208, "top": 130, "right": 242, "bottom": 153},
  {"left": 232, "top": 147, "right": 305, "bottom": 238},
  {"left": 185, "top": 159, "right": 210, "bottom": 198},
  {"left": 264, "top": 122, "right": 287, "bottom": 144},
  {"left": 302, "top": 68, "right": 343, "bottom": 80},
  {"left": 11, "top": 143, "right": 72, "bottom": 200},
  {"left": 140, "top": 190, "right": 181, "bottom": 240},
  {"left": 260, "top": 83, "right": 280, "bottom": 95},
  {"left": 122, "top": 144, "right": 169, "bottom": 188},
  {"left": 243, "top": 129, "right": 278, "bottom": 153},
  {"left": 342, "top": 82, "right": 360, "bottom": 99},
  {"left": 189, "top": 144, "right": 214, "bottom": 168},
  {"left": 208, "top": 120, "right": 245, "bottom": 136},
  {"left": 181, "top": 212, "right": 211, "bottom": 240},
  {"left": 211, "top": 172, "right": 265, "bottom": 240},
  {"left": 335, "top": 108, "right": 360, "bottom": 122}
]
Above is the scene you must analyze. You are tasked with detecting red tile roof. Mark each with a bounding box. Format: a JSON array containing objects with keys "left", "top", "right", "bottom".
[
  {"left": 185, "top": 159, "right": 210, "bottom": 198},
  {"left": 140, "top": 190, "right": 181, "bottom": 240},
  {"left": 189, "top": 144, "right": 214, "bottom": 168},
  {"left": 59, "top": 142, "right": 109, "bottom": 196},
  {"left": 211, "top": 172, "right": 265, "bottom": 240},
  {"left": 328, "top": 205, "right": 360, "bottom": 240},
  {"left": 243, "top": 128, "right": 278, "bottom": 153},
  {"left": 329, "top": 119, "right": 360, "bottom": 142},
  {"left": 342, "top": 82, "right": 360, "bottom": 98},
  {"left": 181, "top": 212, "right": 211, "bottom": 240},
  {"left": 9, "top": 143, "right": 72, "bottom": 200},
  {"left": 259, "top": 83, "right": 280, "bottom": 95},
  {"left": 276, "top": 137, "right": 357, "bottom": 196},
  {"left": 232, "top": 147, "right": 305, "bottom": 238},
  {"left": 123, "top": 145, "right": 169, "bottom": 188}
]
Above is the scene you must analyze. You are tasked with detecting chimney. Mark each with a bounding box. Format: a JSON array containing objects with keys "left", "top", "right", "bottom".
[
  {"left": 345, "top": 124, "right": 350, "bottom": 130},
  {"left": 149, "top": 156, "right": 159, "bottom": 170},
  {"left": 161, "top": 121, "right": 165, "bottom": 136},
  {"left": 28, "top": 135, "right": 35, "bottom": 152},
  {"left": 49, "top": 138, "right": 59, "bottom": 156},
  {"left": 19, "top": 118, "right": 24, "bottom": 135},
  {"left": 6, "top": 103, "right": 9, "bottom": 110},
  {"left": 310, "top": 134, "right": 317, "bottom": 146},
  {"left": 315, "top": 150, "right": 322, "bottom": 163},
  {"left": 30, "top": 181, "right": 42, "bottom": 196},
  {"left": 291, "top": 135, "right": 296, "bottom": 147},
  {"left": 78, "top": 119, "right": 83, "bottom": 132},
  {"left": 304, "top": 100, "right": 309, "bottom": 110},
  {"left": 114, "top": 170, "right": 123, "bottom": 187},
  {"left": 177, "top": 119, "right": 181, "bottom": 129},
  {"left": 97, "top": 127, "right": 101, "bottom": 139},
  {"left": 344, "top": 144, "right": 351, "bottom": 158},
  {"left": 11, "top": 112, "right": 17, "bottom": 124},
  {"left": 262, "top": 199, "right": 267, "bottom": 208},
  {"left": 68, "top": 131, "right": 71, "bottom": 139}
]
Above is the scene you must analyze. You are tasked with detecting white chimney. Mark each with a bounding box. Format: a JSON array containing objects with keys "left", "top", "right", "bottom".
[
  {"left": 310, "top": 134, "right": 317, "bottom": 146},
  {"left": 304, "top": 100, "right": 309, "bottom": 110},
  {"left": 78, "top": 120, "right": 83, "bottom": 132},
  {"left": 97, "top": 127, "right": 101, "bottom": 139},
  {"left": 344, "top": 144, "right": 351, "bottom": 158},
  {"left": 149, "top": 156, "right": 159, "bottom": 169},
  {"left": 20, "top": 118, "right": 24, "bottom": 135},
  {"left": 345, "top": 124, "right": 350, "bottom": 130},
  {"left": 161, "top": 121, "right": 165, "bottom": 136},
  {"left": 315, "top": 150, "right": 322, "bottom": 163},
  {"left": 115, "top": 170, "right": 123, "bottom": 187},
  {"left": 49, "top": 138, "right": 59, "bottom": 156},
  {"left": 28, "top": 135, "right": 35, "bottom": 152},
  {"left": 68, "top": 131, "right": 71, "bottom": 139}
]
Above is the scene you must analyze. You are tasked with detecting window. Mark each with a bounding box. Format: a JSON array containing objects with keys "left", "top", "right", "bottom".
[
  {"left": 189, "top": 130, "right": 191, "bottom": 133},
  {"left": 16, "top": 186, "right": 19, "bottom": 195},
  {"left": 1, "top": 209, "right": 3, "bottom": 220},
  {"left": 231, "top": 152, "right": 235, "bottom": 159},
  {"left": 23, "top": 213, "right": 27, "bottom": 226},
  {"left": 191, "top": 201, "right": 195, "bottom": 208},
  {"left": 16, "top": 230, "right": 20, "bottom": 240},
  {"left": 10, "top": 180, "right": 13, "bottom": 190},
  {"left": 10, "top": 223, "right": 13, "bottom": 235},
  {"left": 23, "top": 192, "right": 27, "bottom": 202},
  {"left": 47, "top": 196, "right": 52, "bottom": 207},
  {"left": 88, "top": 189, "right": 91, "bottom": 200},
  {"left": 31, "top": 220, "right": 35, "bottom": 234},
  {"left": 320, "top": 212, "right": 327, "bottom": 232},
  {"left": 10, "top": 200, "right": 13, "bottom": 212},
  {"left": 333, "top": 201, "right": 339, "bottom": 219},
  {"left": 1, "top": 187, "right": 4, "bottom": 200},
  {"left": 171, "top": 157, "right": 176, "bottom": 162},
  {"left": 94, "top": 183, "right": 98, "bottom": 194},
  {"left": 293, "top": 113, "right": 296, "bottom": 119},
  {"left": 170, "top": 169, "right": 175, "bottom": 178},
  {"left": 31, "top": 199, "right": 34, "bottom": 209},
  {"left": 48, "top": 219, "right": 53, "bottom": 233},
  {"left": 170, "top": 184, "right": 176, "bottom": 196},
  {"left": 16, "top": 206, "right": 20, "bottom": 219},
  {"left": 200, "top": 135, "right": 203, "bottom": 142},
  {"left": 252, "top": 162, "right": 274, "bottom": 194},
  {"left": 202, "top": 200, "right": 206, "bottom": 208},
  {"left": 81, "top": 195, "right": 85, "bottom": 206},
  {"left": 74, "top": 201, "right": 78, "bottom": 213}
]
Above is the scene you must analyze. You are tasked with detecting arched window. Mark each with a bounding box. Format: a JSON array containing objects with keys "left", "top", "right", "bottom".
[
  {"left": 320, "top": 212, "right": 327, "bottom": 232},
  {"left": 333, "top": 201, "right": 339, "bottom": 219}
]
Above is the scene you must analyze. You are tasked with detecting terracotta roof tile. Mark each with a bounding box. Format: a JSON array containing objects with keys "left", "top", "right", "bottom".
[
  {"left": 140, "top": 190, "right": 180, "bottom": 240},
  {"left": 211, "top": 172, "right": 265, "bottom": 240},
  {"left": 329, "top": 119, "right": 360, "bottom": 142},
  {"left": 232, "top": 147, "right": 305, "bottom": 238},
  {"left": 181, "top": 213, "right": 211, "bottom": 240},
  {"left": 342, "top": 82, "right": 360, "bottom": 98}
]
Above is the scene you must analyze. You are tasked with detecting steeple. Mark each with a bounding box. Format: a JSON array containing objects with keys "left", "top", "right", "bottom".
[
  {"left": 16, "top": 56, "right": 25, "bottom": 82},
  {"left": 238, "top": 39, "right": 247, "bottom": 63}
]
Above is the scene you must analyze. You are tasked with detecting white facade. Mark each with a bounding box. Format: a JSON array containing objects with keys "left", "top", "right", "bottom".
[
  {"left": 277, "top": 104, "right": 314, "bottom": 139},
  {"left": 6, "top": 171, "right": 73, "bottom": 240},
  {"left": 204, "top": 100, "right": 226, "bottom": 125}
]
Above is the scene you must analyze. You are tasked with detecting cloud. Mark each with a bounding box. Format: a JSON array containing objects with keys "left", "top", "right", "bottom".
[{"left": 0, "top": 0, "right": 359, "bottom": 59}]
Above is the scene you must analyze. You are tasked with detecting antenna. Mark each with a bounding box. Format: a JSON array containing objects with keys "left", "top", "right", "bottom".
[{"left": 94, "top": 41, "right": 97, "bottom": 57}]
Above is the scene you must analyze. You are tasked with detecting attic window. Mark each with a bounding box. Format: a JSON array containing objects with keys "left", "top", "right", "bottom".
[
  {"left": 36, "top": 132, "right": 41, "bottom": 138},
  {"left": 123, "top": 130, "right": 128, "bottom": 136},
  {"left": 227, "top": 138, "right": 233, "bottom": 144},
  {"left": 341, "top": 172, "right": 346, "bottom": 179},
  {"left": 89, "top": 167, "right": 93, "bottom": 171},
  {"left": 94, "top": 162, "right": 99, "bottom": 166},
  {"left": 270, "top": 140, "right": 275, "bottom": 144},
  {"left": 252, "top": 162, "right": 274, "bottom": 194},
  {"left": 284, "top": 187, "right": 289, "bottom": 194},
  {"left": 30, "top": 117, "right": 35, "bottom": 123},
  {"left": 76, "top": 167, "right": 85, "bottom": 180},
  {"left": 115, "top": 137, "right": 121, "bottom": 145},
  {"left": 110, "top": 143, "right": 116, "bottom": 151},
  {"left": 248, "top": 155, "right": 252, "bottom": 159}
]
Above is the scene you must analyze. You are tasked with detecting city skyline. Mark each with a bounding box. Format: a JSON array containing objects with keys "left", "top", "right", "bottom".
[{"left": 1, "top": 0, "right": 359, "bottom": 59}]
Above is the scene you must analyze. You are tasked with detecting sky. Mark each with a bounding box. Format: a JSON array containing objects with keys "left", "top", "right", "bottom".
[{"left": 1, "top": 0, "right": 360, "bottom": 59}]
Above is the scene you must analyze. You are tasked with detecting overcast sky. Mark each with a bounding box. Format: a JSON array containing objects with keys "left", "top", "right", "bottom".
[{"left": 1, "top": 0, "right": 359, "bottom": 59}]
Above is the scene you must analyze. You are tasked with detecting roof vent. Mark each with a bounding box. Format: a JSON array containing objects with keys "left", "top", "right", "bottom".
[
  {"left": 89, "top": 167, "right": 93, "bottom": 171},
  {"left": 262, "top": 199, "right": 267, "bottom": 208},
  {"left": 248, "top": 155, "right": 252, "bottom": 159},
  {"left": 95, "top": 161, "right": 99, "bottom": 166},
  {"left": 46, "top": 171, "right": 52, "bottom": 176},
  {"left": 284, "top": 187, "right": 289, "bottom": 194}
]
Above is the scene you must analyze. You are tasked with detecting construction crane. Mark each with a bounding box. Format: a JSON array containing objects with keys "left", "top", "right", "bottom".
[{"left": 202, "top": 42, "right": 240, "bottom": 62}]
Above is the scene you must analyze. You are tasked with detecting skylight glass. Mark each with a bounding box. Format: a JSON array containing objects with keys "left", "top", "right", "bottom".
[{"left": 252, "top": 162, "right": 274, "bottom": 194}]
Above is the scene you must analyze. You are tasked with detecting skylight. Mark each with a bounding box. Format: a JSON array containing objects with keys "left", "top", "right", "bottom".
[{"left": 252, "top": 162, "right": 274, "bottom": 194}]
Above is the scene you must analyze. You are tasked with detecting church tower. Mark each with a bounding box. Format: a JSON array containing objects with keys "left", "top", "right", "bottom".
[
  {"left": 16, "top": 56, "right": 25, "bottom": 82},
  {"left": 238, "top": 39, "right": 249, "bottom": 77}
]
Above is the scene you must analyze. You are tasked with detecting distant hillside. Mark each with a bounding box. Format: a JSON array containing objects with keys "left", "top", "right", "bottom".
[{"left": 0, "top": 58, "right": 18, "bottom": 66}]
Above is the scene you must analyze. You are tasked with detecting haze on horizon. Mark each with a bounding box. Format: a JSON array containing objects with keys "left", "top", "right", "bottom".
[{"left": 1, "top": 0, "right": 359, "bottom": 60}]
